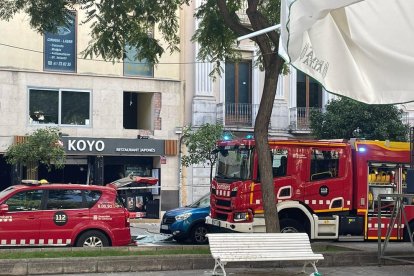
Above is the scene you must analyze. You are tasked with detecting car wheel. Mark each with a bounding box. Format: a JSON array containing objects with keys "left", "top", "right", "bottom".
[
  {"left": 76, "top": 230, "right": 109, "bottom": 247},
  {"left": 280, "top": 218, "right": 306, "bottom": 234},
  {"left": 190, "top": 223, "right": 209, "bottom": 244}
]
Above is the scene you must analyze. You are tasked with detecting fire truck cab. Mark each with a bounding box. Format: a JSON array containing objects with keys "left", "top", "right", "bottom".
[{"left": 206, "top": 138, "right": 414, "bottom": 241}]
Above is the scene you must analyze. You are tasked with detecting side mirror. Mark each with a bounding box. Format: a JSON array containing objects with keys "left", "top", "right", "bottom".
[{"left": 0, "top": 204, "right": 9, "bottom": 213}]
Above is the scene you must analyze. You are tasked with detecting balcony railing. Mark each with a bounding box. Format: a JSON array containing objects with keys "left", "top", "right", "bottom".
[
  {"left": 290, "top": 108, "right": 413, "bottom": 132},
  {"left": 217, "top": 105, "right": 414, "bottom": 133},
  {"left": 289, "top": 107, "right": 322, "bottom": 131},
  {"left": 217, "top": 103, "right": 259, "bottom": 128},
  {"left": 217, "top": 104, "right": 318, "bottom": 131},
  {"left": 402, "top": 112, "right": 414, "bottom": 126}
]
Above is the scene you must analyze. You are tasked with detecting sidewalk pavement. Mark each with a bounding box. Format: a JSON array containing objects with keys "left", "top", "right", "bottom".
[
  {"left": 1, "top": 222, "right": 413, "bottom": 275},
  {"left": 1, "top": 241, "right": 413, "bottom": 275},
  {"left": 51, "top": 265, "right": 414, "bottom": 276}
]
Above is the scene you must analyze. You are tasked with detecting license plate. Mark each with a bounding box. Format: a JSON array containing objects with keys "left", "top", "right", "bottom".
[
  {"left": 161, "top": 224, "right": 169, "bottom": 230},
  {"left": 212, "top": 219, "right": 220, "bottom": 227}
]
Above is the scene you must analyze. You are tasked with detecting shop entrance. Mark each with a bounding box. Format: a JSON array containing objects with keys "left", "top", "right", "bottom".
[
  {"left": 103, "top": 156, "right": 153, "bottom": 183},
  {"left": 38, "top": 156, "right": 88, "bottom": 184}
]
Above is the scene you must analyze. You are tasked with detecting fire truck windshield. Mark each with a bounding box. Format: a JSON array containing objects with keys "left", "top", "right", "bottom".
[{"left": 215, "top": 147, "right": 252, "bottom": 180}]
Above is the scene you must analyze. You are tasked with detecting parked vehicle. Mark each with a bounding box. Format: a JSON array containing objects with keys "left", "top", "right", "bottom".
[
  {"left": 160, "top": 193, "right": 210, "bottom": 244},
  {"left": 0, "top": 181, "right": 131, "bottom": 247},
  {"left": 207, "top": 137, "right": 414, "bottom": 241}
]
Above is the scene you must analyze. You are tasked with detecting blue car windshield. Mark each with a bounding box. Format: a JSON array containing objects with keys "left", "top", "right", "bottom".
[{"left": 189, "top": 193, "right": 210, "bottom": 208}]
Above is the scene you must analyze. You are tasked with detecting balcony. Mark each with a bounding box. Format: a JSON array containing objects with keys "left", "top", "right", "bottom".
[
  {"left": 217, "top": 104, "right": 322, "bottom": 133},
  {"left": 217, "top": 106, "right": 414, "bottom": 135},
  {"left": 402, "top": 111, "right": 414, "bottom": 127},
  {"left": 217, "top": 103, "right": 259, "bottom": 129},
  {"left": 290, "top": 108, "right": 413, "bottom": 133},
  {"left": 289, "top": 107, "right": 322, "bottom": 132}
]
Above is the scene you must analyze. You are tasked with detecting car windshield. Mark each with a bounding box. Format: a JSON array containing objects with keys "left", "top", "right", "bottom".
[
  {"left": 0, "top": 186, "right": 16, "bottom": 201},
  {"left": 215, "top": 147, "right": 252, "bottom": 180},
  {"left": 188, "top": 193, "right": 210, "bottom": 208}
]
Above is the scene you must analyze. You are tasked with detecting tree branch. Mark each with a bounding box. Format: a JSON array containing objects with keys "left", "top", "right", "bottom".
[{"left": 216, "top": 0, "right": 253, "bottom": 39}]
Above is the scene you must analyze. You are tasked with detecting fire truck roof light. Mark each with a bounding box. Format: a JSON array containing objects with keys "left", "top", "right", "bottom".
[
  {"left": 358, "top": 147, "right": 366, "bottom": 152},
  {"left": 223, "top": 132, "right": 233, "bottom": 140}
]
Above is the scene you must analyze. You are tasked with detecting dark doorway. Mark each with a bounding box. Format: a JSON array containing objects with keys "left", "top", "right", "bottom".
[{"left": 0, "top": 155, "right": 12, "bottom": 190}]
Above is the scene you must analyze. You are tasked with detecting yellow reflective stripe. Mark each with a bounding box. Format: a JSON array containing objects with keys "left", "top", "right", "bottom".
[
  {"left": 357, "top": 209, "right": 368, "bottom": 239},
  {"left": 250, "top": 182, "right": 255, "bottom": 205},
  {"left": 268, "top": 141, "right": 347, "bottom": 147},
  {"left": 314, "top": 208, "right": 350, "bottom": 213},
  {"left": 367, "top": 236, "right": 398, "bottom": 240},
  {"left": 355, "top": 140, "right": 409, "bottom": 151}
]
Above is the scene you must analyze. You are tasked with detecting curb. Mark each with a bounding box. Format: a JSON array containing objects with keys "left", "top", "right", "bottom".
[{"left": 0, "top": 246, "right": 412, "bottom": 275}]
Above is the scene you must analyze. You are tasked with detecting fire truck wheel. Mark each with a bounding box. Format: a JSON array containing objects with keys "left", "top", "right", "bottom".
[
  {"left": 190, "top": 223, "right": 209, "bottom": 244},
  {"left": 76, "top": 230, "right": 110, "bottom": 247},
  {"left": 403, "top": 221, "right": 414, "bottom": 242},
  {"left": 280, "top": 218, "right": 305, "bottom": 233}
]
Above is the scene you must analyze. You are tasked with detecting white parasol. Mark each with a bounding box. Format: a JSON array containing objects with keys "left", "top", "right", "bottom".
[{"left": 279, "top": 0, "right": 414, "bottom": 104}]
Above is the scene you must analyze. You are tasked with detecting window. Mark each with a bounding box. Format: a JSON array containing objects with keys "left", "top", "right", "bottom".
[
  {"left": 46, "top": 189, "right": 84, "bottom": 210},
  {"left": 5, "top": 190, "right": 43, "bottom": 212},
  {"left": 124, "top": 44, "right": 154, "bottom": 77},
  {"left": 189, "top": 193, "right": 210, "bottom": 208},
  {"left": 85, "top": 190, "right": 102, "bottom": 208},
  {"left": 271, "top": 149, "right": 288, "bottom": 177},
  {"left": 216, "top": 148, "right": 252, "bottom": 180},
  {"left": 296, "top": 71, "right": 322, "bottom": 128},
  {"left": 29, "top": 88, "right": 90, "bottom": 126},
  {"left": 297, "top": 71, "right": 322, "bottom": 108},
  {"left": 310, "top": 149, "right": 340, "bottom": 181},
  {"left": 123, "top": 91, "right": 155, "bottom": 130},
  {"left": 225, "top": 61, "right": 252, "bottom": 125}
]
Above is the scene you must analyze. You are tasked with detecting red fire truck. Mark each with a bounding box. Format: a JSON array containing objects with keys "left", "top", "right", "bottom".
[{"left": 206, "top": 138, "right": 414, "bottom": 241}]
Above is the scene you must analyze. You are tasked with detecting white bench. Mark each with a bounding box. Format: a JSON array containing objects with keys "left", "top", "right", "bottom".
[{"left": 206, "top": 233, "right": 324, "bottom": 276}]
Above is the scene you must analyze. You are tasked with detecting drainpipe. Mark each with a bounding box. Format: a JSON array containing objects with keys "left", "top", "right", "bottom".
[{"left": 176, "top": 128, "right": 184, "bottom": 207}]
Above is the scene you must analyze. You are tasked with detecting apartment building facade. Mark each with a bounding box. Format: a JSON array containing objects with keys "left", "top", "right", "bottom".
[
  {"left": 179, "top": 1, "right": 414, "bottom": 205},
  {"left": 0, "top": 9, "right": 184, "bottom": 217}
]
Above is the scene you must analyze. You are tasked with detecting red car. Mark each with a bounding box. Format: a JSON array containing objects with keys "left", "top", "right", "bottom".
[{"left": 0, "top": 181, "right": 131, "bottom": 247}]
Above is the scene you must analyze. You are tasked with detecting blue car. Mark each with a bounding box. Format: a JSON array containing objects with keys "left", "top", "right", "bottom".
[{"left": 160, "top": 193, "right": 210, "bottom": 244}]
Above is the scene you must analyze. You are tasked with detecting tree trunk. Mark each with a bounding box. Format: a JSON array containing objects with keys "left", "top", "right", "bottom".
[
  {"left": 254, "top": 57, "right": 282, "bottom": 233},
  {"left": 215, "top": 0, "right": 285, "bottom": 233}
]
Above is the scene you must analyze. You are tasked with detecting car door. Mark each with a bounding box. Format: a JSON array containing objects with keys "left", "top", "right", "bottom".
[
  {"left": 304, "top": 147, "right": 348, "bottom": 212},
  {"left": 0, "top": 189, "right": 43, "bottom": 246},
  {"left": 38, "top": 189, "right": 89, "bottom": 246}
]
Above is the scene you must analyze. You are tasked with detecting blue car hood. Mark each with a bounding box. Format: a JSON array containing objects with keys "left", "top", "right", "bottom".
[{"left": 165, "top": 206, "right": 209, "bottom": 217}]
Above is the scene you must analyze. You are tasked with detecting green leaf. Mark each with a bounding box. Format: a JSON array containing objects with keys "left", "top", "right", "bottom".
[
  {"left": 5, "top": 127, "right": 66, "bottom": 171},
  {"left": 310, "top": 97, "right": 409, "bottom": 141}
]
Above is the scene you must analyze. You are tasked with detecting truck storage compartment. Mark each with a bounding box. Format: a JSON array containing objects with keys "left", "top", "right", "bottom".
[{"left": 339, "top": 216, "right": 364, "bottom": 236}]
